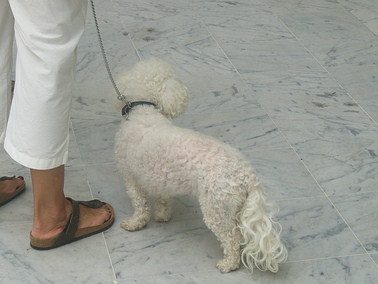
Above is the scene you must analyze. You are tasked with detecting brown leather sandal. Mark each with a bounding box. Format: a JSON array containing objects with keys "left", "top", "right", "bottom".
[
  {"left": 30, "top": 197, "right": 115, "bottom": 250},
  {"left": 0, "top": 176, "right": 26, "bottom": 207}
]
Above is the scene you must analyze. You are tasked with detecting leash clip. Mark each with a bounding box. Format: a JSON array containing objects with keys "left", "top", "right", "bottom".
[{"left": 121, "top": 102, "right": 132, "bottom": 119}]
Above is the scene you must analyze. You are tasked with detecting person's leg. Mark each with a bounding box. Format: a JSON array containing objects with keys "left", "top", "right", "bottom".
[
  {"left": 3, "top": 0, "right": 113, "bottom": 241},
  {"left": 0, "top": 1, "right": 24, "bottom": 200},
  {"left": 0, "top": 0, "right": 14, "bottom": 144},
  {"left": 31, "top": 165, "right": 111, "bottom": 240}
]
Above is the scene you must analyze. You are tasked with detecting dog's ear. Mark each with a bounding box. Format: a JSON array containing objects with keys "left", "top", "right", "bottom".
[{"left": 159, "top": 77, "right": 189, "bottom": 118}]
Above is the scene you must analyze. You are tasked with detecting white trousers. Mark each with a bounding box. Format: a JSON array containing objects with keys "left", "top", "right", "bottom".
[{"left": 0, "top": 0, "right": 87, "bottom": 170}]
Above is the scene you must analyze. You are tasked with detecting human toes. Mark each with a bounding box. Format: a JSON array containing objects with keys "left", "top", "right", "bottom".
[{"left": 78, "top": 203, "right": 113, "bottom": 228}]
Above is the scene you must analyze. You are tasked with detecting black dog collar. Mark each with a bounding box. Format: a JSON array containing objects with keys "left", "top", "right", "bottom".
[{"left": 122, "top": 101, "right": 157, "bottom": 117}]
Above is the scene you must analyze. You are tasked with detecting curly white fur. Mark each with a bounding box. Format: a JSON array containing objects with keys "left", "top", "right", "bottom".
[
  {"left": 239, "top": 181, "right": 288, "bottom": 273},
  {"left": 115, "top": 58, "right": 287, "bottom": 273}
]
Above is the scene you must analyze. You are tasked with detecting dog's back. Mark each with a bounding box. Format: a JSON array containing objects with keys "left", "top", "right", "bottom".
[{"left": 115, "top": 107, "right": 254, "bottom": 198}]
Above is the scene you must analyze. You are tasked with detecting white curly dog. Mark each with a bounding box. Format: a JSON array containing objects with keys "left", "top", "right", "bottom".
[{"left": 115, "top": 58, "right": 288, "bottom": 273}]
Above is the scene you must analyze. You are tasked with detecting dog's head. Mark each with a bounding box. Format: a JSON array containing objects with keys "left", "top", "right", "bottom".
[{"left": 117, "top": 58, "right": 189, "bottom": 118}]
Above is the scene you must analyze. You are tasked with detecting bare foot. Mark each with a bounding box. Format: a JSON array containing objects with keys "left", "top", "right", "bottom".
[
  {"left": 0, "top": 176, "right": 25, "bottom": 195},
  {"left": 77, "top": 201, "right": 112, "bottom": 229},
  {"left": 31, "top": 198, "right": 113, "bottom": 240}
]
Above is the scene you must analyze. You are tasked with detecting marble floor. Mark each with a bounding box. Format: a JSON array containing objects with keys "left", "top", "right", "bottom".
[{"left": 1, "top": 0, "right": 378, "bottom": 283}]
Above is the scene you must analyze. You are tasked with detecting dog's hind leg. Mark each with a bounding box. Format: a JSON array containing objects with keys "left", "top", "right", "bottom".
[
  {"left": 199, "top": 191, "right": 243, "bottom": 273},
  {"left": 121, "top": 178, "right": 151, "bottom": 231},
  {"left": 154, "top": 196, "right": 172, "bottom": 222}
]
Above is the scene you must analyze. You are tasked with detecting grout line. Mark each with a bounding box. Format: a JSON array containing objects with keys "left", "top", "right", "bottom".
[
  {"left": 242, "top": 146, "right": 294, "bottom": 152},
  {"left": 201, "top": 20, "right": 241, "bottom": 76},
  {"left": 327, "top": 189, "right": 378, "bottom": 199},
  {"left": 0, "top": 221, "right": 33, "bottom": 228},
  {"left": 337, "top": 1, "right": 378, "bottom": 38},
  {"left": 102, "top": 232, "right": 118, "bottom": 283},
  {"left": 82, "top": 161, "right": 117, "bottom": 167},
  {"left": 109, "top": 0, "right": 142, "bottom": 61},
  {"left": 286, "top": 253, "right": 371, "bottom": 264},
  {"left": 70, "top": 114, "right": 120, "bottom": 120},
  {"left": 271, "top": 194, "right": 326, "bottom": 203},
  {"left": 117, "top": 270, "right": 220, "bottom": 282},
  {"left": 128, "top": 33, "right": 142, "bottom": 61},
  {"left": 69, "top": 119, "right": 85, "bottom": 166},
  {"left": 85, "top": 156, "right": 119, "bottom": 281}
]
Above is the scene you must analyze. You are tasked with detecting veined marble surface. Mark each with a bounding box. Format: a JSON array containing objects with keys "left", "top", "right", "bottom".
[{"left": 1, "top": 0, "right": 378, "bottom": 283}]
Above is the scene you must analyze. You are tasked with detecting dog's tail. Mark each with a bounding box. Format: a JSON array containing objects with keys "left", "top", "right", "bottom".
[{"left": 238, "top": 179, "right": 287, "bottom": 273}]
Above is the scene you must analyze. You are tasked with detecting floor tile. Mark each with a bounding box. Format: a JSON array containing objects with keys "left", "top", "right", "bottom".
[
  {"left": 106, "top": 218, "right": 222, "bottom": 279},
  {"left": 332, "top": 192, "right": 378, "bottom": 253},
  {"left": 277, "top": 197, "right": 364, "bottom": 261},
  {"left": 340, "top": 0, "right": 378, "bottom": 36},
  {"left": 268, "top": 0, "right": 378, "bottom": 124},
  {"left": 122, "top": 269, "right": 253, "bottom": 284},
  {"left": 181, "top": 75, "right": 260, "bottom": 115},
  {"left": 71, "top": 117, "right": 121, "bottom": 165},
  {"left": 244, "top": 148, "right": 323, "bottom": 200},
  {"left": 175, "top": 107, "right": 288, "bottom": 152},
  {"left": 298, "top": 142, "right": 378, "bottom": 196},
  {"left": 371, "top": 253, "right": 378, "bottom": 266},
  {"left": 0, "top": 224, "right": 115, "bottom": 284},
  {"left": 252, "top": 255, "right": 378, "bottom": 284}
]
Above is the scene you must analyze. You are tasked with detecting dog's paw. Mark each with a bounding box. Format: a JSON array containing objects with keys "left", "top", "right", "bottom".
[
  {"left": 216, "top": 259, "right": 240, "bottom": 273},
  {"left": 154, "top": 215, "right": 171, "bottom": 223},
  {"left": 154, "top": 202, "right": 172, "bottom": 223},
  {"left": 121, "top": 218, "right": 147, "bottom": 231},
  {"left": 153, "top": 210, "right": 171, "bottom": 223}
]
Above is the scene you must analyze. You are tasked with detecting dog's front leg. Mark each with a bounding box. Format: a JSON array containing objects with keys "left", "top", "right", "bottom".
[{"left": 121, "top": 179, "right": 151, "bottom": 231}]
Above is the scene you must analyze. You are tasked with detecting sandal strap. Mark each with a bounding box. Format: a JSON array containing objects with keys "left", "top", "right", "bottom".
[
  {"left": 53, "top": 198, "right": 104, "bottom": 246},
  {"left": 78, "top": 199, "right": 104, "bottom": 209},
  {"left": 54, "top": 198, "right": 80, "bottom": 245},
  {"left": 0, "top": 176, "right": 16, "bottom": 181}
]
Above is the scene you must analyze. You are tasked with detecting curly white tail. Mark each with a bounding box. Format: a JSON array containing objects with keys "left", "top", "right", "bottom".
[{"left": 239, "top": 182, "right": 288, "bottom": 273}]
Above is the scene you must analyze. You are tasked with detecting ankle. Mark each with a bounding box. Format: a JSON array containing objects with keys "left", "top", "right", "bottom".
[{"left": 32, "top": 199, "right": 72, "bottom": 237}]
